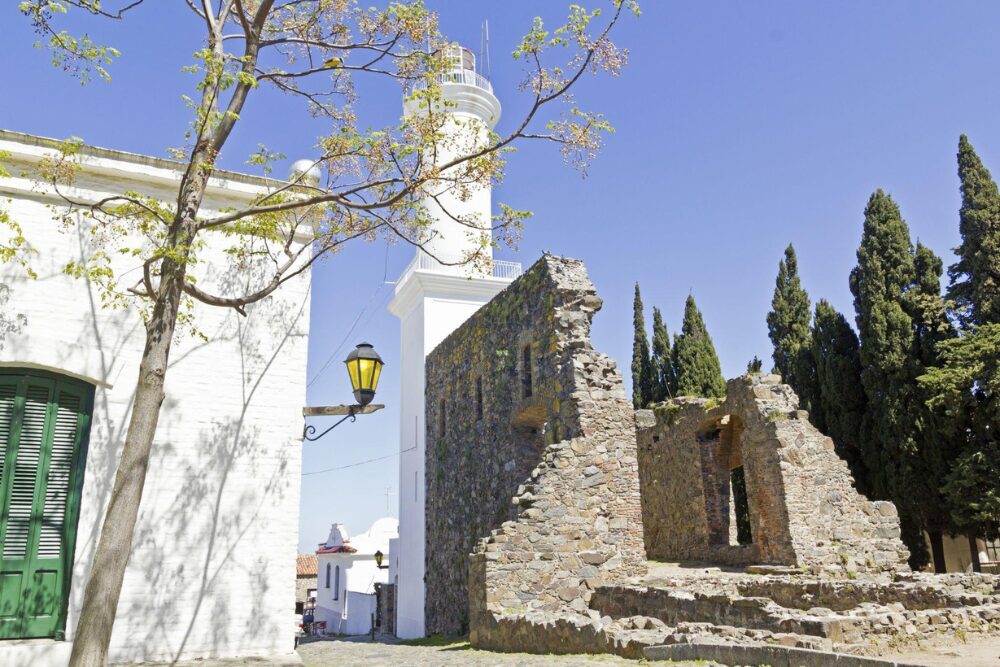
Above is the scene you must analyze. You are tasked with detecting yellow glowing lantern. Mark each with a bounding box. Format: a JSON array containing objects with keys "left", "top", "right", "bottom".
[{"left": 344, "top": 342, "right": 383, "bottom": 406}]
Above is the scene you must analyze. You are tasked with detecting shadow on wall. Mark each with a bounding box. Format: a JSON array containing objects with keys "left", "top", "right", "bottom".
[
  {"left": 1, "top": 214, "right": 309, "bottom": 661},
  {"left": 119, "top": 287, "right": 309, "bottom": 663}
]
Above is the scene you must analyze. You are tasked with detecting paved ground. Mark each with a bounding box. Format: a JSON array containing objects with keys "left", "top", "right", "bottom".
[
  {"left": 296, "top": 636, "right": 673, "bottom": 666},
  {"left": 295, "top": 634, "right": 999, "bottom": 666},
  {"left": 886, "top": 636, "right": 1000, "bottom": 667}
]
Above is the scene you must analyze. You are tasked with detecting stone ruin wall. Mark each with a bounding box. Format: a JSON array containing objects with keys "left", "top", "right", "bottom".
[
  {"left": 423, "top": 255, "right": 647, "bottom": 640},
  {"left": 636, "top": 374, "right": 910, "bottom": 576}
]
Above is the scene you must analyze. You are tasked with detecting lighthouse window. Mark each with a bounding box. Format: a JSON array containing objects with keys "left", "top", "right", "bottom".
[{"left": 522, "top": 344, "right": 533, "bottom": 398}]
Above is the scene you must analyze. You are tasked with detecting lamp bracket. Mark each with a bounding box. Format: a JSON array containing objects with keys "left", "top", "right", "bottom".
[
  {"left": 301, "top": 404, "right": 385, "bottom": 442},
  {"left": 302, "top": 404, "right": 385, "bottom": 417}
]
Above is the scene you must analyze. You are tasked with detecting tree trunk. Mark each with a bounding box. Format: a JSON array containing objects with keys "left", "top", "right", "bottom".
[
  {"left": 928, "top": 530, "right": 947, "bottom": 574},
  {"left": 68, "top": 267, "right": 184, "bottom": 667},
  {"left": 969, "top": 534, "right": 982, "bottom": 573}
]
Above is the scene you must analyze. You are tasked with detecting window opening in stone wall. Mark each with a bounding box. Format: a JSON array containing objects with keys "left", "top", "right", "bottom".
[
  {"left": 439, "top": 399, "right": 446, "bottom": 438},
  {"left": 985, "top": 536, "right": 1000, "bottom": 564},
  {"left": 334, "top": 565, "right": 340, "bottom": 600},
  {"left": 325, "top": 563, "right": 331, "bottom": 588},
  {"left": 730, "top": 466, "right": 753, "bottom": 546},
  {"left": 475, "top": 377, "right": 483, "bottom": 421},
  {"left": 522, "top": 344, "right": 533, "bottom": 398}
]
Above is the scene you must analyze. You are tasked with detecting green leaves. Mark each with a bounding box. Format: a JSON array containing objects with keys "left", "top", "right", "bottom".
[
  {"left": 767, "top": 244, "right": 816, "bottom": 411},
  {"left": 19, "top": 1, "right": 121, "bottom": 84},
  {"left": 650, "top": 306, "right": 673, "bottom": 402},
  {"left": 920, "top": 324, "right": 1000, "bottom": 537},
  {"left": 246, "top": 145, "right": 287, "bottom": 177},
  {"left": 673, "top": 295, "right": 726, "bottom": 399},
  {"left": 631, "top": 283, "right": 653, "bottom": 408},
  {"left": 949, "top": 135, "right": 1000, "bottom": 327}
]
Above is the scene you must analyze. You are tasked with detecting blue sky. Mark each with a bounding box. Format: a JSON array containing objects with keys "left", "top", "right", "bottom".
[{"left": 3, "top": 1, "right": 1000, "bottom": 552}]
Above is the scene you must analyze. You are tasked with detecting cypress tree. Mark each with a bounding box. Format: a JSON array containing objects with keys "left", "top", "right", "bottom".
[
  {"left": 811, "top": 299, "right": 868, "bottom": 488},
  {"left": 920, "top": 324, "right": 1000, "bottom": 547},
  {"left": 849, "top": 190, "right": 938, "bottom": 568},
  {"left": 673, "top": 295, "right": 727, "bottom": 399},
  {"left": 904, "top": 242, "right": 959, "bottom": 571},
  {"left": 849, "top": 190, "right": 916, "bottom": 502},
  {"left": 631, "top": 283, "right": 654, "bottom": 408},
  {"left": 650, "top": 306, "right": 674, "bottom": 402},
  {"left": 949, "top": 135, "right": 1000, "bottom": 326},
  {"left": 767, "top": 244, "right": 817, "bottom": 410}
]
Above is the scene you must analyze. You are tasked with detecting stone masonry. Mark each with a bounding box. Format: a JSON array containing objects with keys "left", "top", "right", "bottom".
[
  {"left": 635, "top": 375, "right": 910, "bottom": 576},
  {"left": 423, "top": 255, "right": 647, "bottom": 639},
  {"left": 418, "top": 257, "right": 1000, "bottom": 664}
]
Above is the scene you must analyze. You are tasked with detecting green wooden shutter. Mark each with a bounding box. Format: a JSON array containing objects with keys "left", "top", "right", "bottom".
[
  {"left": 0, "top": 371, "right": 92, "bottom": 640},
  {"left": 0, "top": 377, "right": 17, "bottom": 629}
]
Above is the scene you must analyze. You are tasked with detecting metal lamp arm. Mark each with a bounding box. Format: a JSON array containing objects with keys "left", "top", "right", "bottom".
[{"left": 302, "top": 407, "right": 357, "bottom": 441}]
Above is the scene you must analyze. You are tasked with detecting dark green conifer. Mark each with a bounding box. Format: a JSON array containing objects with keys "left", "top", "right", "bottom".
[
  {"left": 849, "top": 190, "right": 917, "bottom": 503},
  {"left": 949, "top": 135, "right": 1000, "bottom": 326},
  {"left": 746, "top": 356, "right": 763, "bottom": 374},
  {"left": 920, "top": 324, "right": 1000, "bottom": 550},
  {"left": 650, "top": 307, "right": 674, "bottom": 402},
  {"left": 673, "top": 295, "right": 727, "bottom": 399},
  {"left": 849, "top": 190, "right": 939, "bottom": 568},
  {"left": 904, "top": 242, "right": 959, "bottom": 571},
  {"left": 631, "top": 283, "right": 654, "bottom": 408},
  {"left": 767, "top": 244, "right": 817, "bottom": 411},
  {"left": 811, "top": 299, "right": 868, "bottom": 488}
]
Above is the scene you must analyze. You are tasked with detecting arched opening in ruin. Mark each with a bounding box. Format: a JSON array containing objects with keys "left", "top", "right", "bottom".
[{"left": 698, "top": 415, "right": 753, "bottom": 549}]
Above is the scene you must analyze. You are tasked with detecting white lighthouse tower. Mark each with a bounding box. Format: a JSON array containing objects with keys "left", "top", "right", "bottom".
[{"left": 387, "top": 43, "right": 520, "bottom": 639}]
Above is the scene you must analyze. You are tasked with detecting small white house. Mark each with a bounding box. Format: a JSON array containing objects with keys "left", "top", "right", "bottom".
[{"left": 315, "top": 518, "right": 398, "bottom": 636}]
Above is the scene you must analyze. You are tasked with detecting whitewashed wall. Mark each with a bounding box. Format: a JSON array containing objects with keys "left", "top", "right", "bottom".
[{"left": 0, "top": 131, "right": 310, "bottom": 666}]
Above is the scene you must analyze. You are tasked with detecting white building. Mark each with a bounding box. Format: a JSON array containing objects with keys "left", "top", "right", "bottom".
[
  {"left": 387, "top": 44, "right": 520, "bottom": 638},
  {"left": 0, "top": 131, "right": 311, "bottom": 666},
  {"left": 315, "top": 518, "right": 398, "bottom": 636}
]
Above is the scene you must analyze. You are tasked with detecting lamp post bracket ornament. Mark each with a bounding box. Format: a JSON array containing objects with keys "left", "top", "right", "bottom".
[{"left": 302, "top": 342, "right": 385, "bottom": 442}]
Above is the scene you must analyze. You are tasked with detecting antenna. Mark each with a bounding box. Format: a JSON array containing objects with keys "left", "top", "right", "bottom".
[{"left": 485, "top": 20, "right": 492, "bottom": 79}]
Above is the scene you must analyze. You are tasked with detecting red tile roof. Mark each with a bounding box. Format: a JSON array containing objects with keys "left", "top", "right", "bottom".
[
  {"left": 296, "top": 553, "right": 318, "bottom": 576},
  {"left": 316, "top": 544, "right": 357, "bottom": 555}
]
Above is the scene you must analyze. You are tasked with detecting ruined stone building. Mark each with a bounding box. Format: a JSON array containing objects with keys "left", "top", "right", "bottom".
[
  {"left": 417, "top": 254, "right": 998, "bottom": 664},
  {"left": 635, "top": 377, "right": 911, "bottom": 575},
  {"left": 424, "top": 255, "right": 646, "bottom": 638}
]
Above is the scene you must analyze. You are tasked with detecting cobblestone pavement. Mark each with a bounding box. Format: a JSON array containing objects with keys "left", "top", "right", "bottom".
[
  {"left": 296, "top": 636, "right": 682, "bottom": 666},
  {"left": 296, "top": 634, "right": 1000, "bottom": 666}
]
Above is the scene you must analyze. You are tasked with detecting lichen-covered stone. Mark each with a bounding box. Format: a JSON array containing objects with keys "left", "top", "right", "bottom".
[{"left": 636, "top": 374, "right": 910, "bottom": 575}]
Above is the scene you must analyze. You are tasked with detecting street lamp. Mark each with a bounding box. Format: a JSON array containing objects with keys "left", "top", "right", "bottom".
[
  {"left": 302, "top": 342, "right": 385, "bottom": 442},
  {"left": 374, "top": 549, "right": 388, "bottom": 569},
  {"left": 344, "top": 342, "right": 383, "bottom": 406}
]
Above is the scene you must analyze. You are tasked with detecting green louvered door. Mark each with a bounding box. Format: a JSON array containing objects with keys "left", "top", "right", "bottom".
[{"left": 0, "top": 370, "right": 92, "bottom": 640}]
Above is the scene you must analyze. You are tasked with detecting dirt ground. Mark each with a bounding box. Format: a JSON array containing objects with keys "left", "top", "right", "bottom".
[{"left": 885, "top": 635, "right": 1000, "bottom": 667}]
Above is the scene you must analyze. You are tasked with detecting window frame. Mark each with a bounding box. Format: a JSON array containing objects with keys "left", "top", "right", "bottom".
[{"left": 0, "top": 367, "right": 94, "bottom": 641}]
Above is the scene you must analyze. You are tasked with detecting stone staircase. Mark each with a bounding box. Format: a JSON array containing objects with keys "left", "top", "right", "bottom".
[{"left": 587, "top": 569, "right": 1000, "bottom": 661}]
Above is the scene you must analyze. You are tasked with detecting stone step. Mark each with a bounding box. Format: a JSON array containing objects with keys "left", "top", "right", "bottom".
[{"left": 644, "top": 640, "right": 927, "bottom": 667}]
